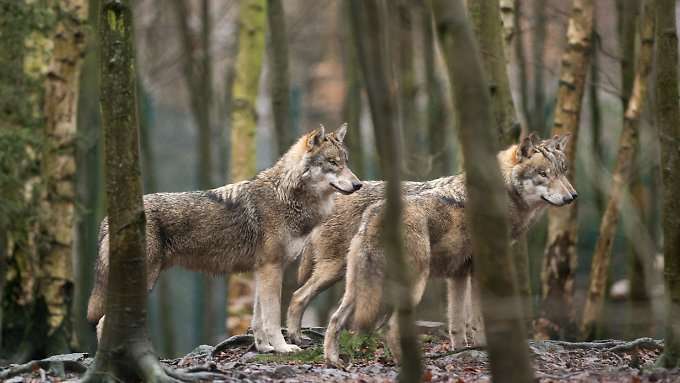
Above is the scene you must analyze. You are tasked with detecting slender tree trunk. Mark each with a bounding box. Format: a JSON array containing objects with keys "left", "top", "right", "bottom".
[
  {"left": 341, "top": 1, "right": 365, "bottom": 178},
  {"left": 432, "top": 1, "right": 533, "bottom": 381},
  {"left": 82, "top": 1, "right": 165, "bottom": 380},
  {"left": 536, "top": 0, "right": 594, "bottom": 341},
  {"left": 267, "top": 0, "right": 292, "bottom": 156},
  {"left": 74, "top": 0, "right": 102, "bottom": 354},
  {"left": 656, "top": 0, "right": 680, "bottom": 367},
  {"left": 589, "top": 8, "right": 604, "bottom": 215},
  {"left": 530, "top": 0, "right": 547, "bottom": 136},
  {"left": 580, "top": 0, "right": 654, "bottom": 340},
  {"left": 227, "top": 0, "right": 266, "bottom": 336},
  {"left": 350, "top": 1, "right": 422, "bottom": 381}
]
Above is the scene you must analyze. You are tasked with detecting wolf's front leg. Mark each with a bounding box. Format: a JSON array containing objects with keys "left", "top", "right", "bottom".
[
  {"left": 255, "top": 262, "right": 301, "bottom": 353},
  {"left": 467, "top": 274, "right": 486, "bottom": 347},
  {"left": 251, "top": 285, "right": 274, "bottom": 353},
  {"left": 447, "top": 276, "right": 468, "bottom": 349}
]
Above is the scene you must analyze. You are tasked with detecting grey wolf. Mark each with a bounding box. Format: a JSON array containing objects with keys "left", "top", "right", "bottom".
[
  {"left": 313, "top": 134, "right": 576, "bottom": 367},
  {"left": 87, "top": 124, "right": 362, "bottom": 353}
]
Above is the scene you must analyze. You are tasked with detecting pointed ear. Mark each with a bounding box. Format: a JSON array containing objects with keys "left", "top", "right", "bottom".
[
  {"left": 516, "top": 133, "right": 537, "bottom": 161},
  {"left": 555, "top": 134, "right": 570, "bottom": 151},
  {"left": 335, "top": 123, "right": 348, "bottom": 142},
  {"left": 306, "top": 124, "right": 326, "bottom": 151}
]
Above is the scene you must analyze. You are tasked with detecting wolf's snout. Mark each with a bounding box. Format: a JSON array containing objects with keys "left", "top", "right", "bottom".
[
  {"left": 562, "top": 195, "right": 574, "bottom": 204},
  {"left": 571, "top": 192, "right": 578, "bottom": 200},
  {"left": 352, "top": 182, "right": 363, "bottom": 191}
]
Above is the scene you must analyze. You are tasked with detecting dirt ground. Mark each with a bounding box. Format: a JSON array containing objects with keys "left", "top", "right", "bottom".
[{"left": 2, "top": 328, "right": 677, "bottom": 382}]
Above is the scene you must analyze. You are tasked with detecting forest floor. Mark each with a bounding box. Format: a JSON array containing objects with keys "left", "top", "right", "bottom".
[{"left": 2, "top": 326, "right": 677, "bottom": 382}]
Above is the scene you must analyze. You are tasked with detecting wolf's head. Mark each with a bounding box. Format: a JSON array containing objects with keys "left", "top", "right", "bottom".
[
  {"left": 508, "top": 133, "right": 578, "bottom": 207},
  {"left": 294, "top": 123, "right": 362, "bottom": 195}
]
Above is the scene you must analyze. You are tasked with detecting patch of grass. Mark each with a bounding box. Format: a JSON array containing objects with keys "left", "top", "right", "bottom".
[
  {"left": 253, "top": 346, "right": 325, "bottom": 364},
  {"left": 339, "top": 330, "right": 390, "bottom": 362}
]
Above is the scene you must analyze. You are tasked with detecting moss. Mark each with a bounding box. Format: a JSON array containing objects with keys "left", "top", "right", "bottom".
[{"left": 253, "top": 346, "right": 325, "bottom": 363}]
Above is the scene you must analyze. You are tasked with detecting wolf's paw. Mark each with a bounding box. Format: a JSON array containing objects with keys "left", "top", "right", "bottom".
[
  {"left": 449, "top": 333, "right": 467, "bottom": 351},
  {"left": 325, "top": 356, "right": 346, "bottom": 370},
  {"left": 255, "top": 343, "right": 275, "bottom": 353},
  {"left": 288, "top": 332, "right": 305, "bottom": 345},
  {"left": 274, "top": 343, "right": 302, "bottom": 353}
]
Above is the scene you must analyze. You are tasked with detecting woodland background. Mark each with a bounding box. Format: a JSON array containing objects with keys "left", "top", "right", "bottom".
[{"left": 0, "top": 0, "right": 678, "bottom": 372}]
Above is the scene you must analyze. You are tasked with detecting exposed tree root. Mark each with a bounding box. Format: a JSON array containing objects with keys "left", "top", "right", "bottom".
[
  {"left": 544, "top": 337, "right": 663, "bottom": 352},
  {"left": 212, "top": 334, "right": 255, "bottom": 356},
  {"left": 0, "top": 359, "right": 87, "bottom": 379}
]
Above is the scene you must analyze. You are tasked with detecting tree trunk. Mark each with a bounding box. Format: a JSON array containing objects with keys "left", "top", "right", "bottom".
[
  {"left": 350, "top": 1, "right": 422, "bottom": 381},
  {"left": 267, "top": 0, "right": 292, "bottom": 156},
  {"left": 1, "top": 0, "right": 87, "bottom": 361},
  {"left": 431, "top": 1, "right": 534, "bottom": 381},
  {"left": 74, "top": 0, "right": 102, "bottom": 354},
  {"left": 341, "top": 0, "right": 365, "bottom": 178},
  {"left": 536, "top": 0, "right": 594, "bottom": 341},
  {"left": 467, "top": 0, "right": 519, "bottom": 147},
  {"left": 589, "top": 8, "right": 604, "bottom": 215},
  {"left": 422, "top": 5, "right": 452, "bottom": 179},
  {"left": 580, "top": 0, "right": 654, "bottom": 340},
  {"left": 82, "top": 1, "right": 165, "bottom": 380},
  {"left": 530, "top": 0, "right": 547, "bottom": 136},
  {"left": 655, "top": 0, "right": 680, "bottom": 368},
  {"left": 227, "top": 0, "right": 266, "bottom": 337}
]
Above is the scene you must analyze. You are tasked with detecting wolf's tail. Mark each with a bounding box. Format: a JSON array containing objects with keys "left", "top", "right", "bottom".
[
  {"left": 87, "top": 219, "right": 109, "bottom": 323},
  {"left": 297, "top": 241, "right": 315, "bottom": 285},
  {"left": 348, "top": 229, "right": 385, "bottom": 331}
]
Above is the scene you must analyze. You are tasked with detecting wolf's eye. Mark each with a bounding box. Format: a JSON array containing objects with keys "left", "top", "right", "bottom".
[
  {"left": 328, "top": 159, "right": 339, "bottom": 167},
  {"left": 538, "top": 170, "right": 547, "bottom": 177}
]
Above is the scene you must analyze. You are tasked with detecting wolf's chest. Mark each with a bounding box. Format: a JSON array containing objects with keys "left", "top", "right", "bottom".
[{"left": 285, "top": 234, "right": 308, "bottom": 262}]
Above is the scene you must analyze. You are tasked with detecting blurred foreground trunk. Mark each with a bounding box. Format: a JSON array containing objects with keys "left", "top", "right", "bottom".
[
  {"left": 432, "top": 0, "right": 534, "bottom": 381},
  {"left": 267, "top": 0, "right": 292, "bottom": 155},
  {"left": 227, "top": 0, "right": 266, "bottom": 336},
  {"left": 536, "top": 0, "right": 594, "bottom": 341},
  {"left": 655, "top": 0, "right": 680, "bottom": 368},
  {"left": 580, "top": 0, "right": 654, "bottom": 340},
  {"left": 350, "top": 1, "right": 422, "bottom": 381}
]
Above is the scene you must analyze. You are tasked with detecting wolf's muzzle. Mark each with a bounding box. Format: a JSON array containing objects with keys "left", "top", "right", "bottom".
[{"left": 352, "top": 182, "right": 363, "bottom": 191}]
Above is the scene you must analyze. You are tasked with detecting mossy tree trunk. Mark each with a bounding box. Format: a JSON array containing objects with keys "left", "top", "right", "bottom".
[
  {"left": 1, "top": 0, "right": 87, "bottom": 361},
  {"left": 431, "top": 0, "right": 533, "bottom": 381},
  {"left": 655, "top": 0, "right": 680, "bottom": 368},
  {"left": 227, "top": 0, "right": 266, "bottom": 337},
  {"left": 82, "top": 0, "right": 161, "bottom": 380},
  {"left": 536, "top": 0, "right": 594, "bottom": 341},
  {"left": 529, "top": 0, "right": 547, "bottom": 136},
  {"left": 350, "top": 1, "right": 422, "bottom": 381},
  {"left": 580, "top": 0, "right": 654, "bottom": 340}
]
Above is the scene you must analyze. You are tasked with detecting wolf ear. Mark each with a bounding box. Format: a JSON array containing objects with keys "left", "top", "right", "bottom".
[
  {"left": 335, "top": 123, "right": 348, "bottom": 142},
  {"left": 516, "top": 132, "right": 537, "bottom": 161},
  {"left": 306, "top": 124, "right": 326, "bottom": 150},
  {"left": 554, "top": 134, "right": 570, "bottom": 151}
]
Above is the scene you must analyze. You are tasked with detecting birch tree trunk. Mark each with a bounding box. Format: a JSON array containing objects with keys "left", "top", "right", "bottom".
[
  {"left": 431, "top": 0, "right": 533, "bottom": 381},
  {"left": 227, "top": 0, "right": 266, "bottom": 336},
  {"left": 655, "top": 0, "right": 680, "bottom": 368},
  {"left": 350, "top": 1, "right": 422, "bottom": 381},
  {"left": 536, "top": 0, "right": 594, "bottom": 341},
  {"left": 40, "top": 0, "right": 88, "bottom": 355},
  {"left": 580, "top": 0, "right": 655, "bottom": 340}
]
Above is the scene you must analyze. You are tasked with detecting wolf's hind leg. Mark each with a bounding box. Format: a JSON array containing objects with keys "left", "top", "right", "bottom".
[
  {"left": 287, "top": 260, "right": 344, "bottom": 345},
  {"left": 447, "top": 276, "right": 468, "bottom": 349},
  {"left": 323, "top": 294, "right": 354, "bottom": 368}
]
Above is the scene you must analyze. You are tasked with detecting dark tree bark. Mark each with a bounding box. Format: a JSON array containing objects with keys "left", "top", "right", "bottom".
[
  {"left": 431, "top": 0, "right": 534, "bottom": 382},
  {"left": 349, "top": 1, "right": 422, "bottom": 381},
  {"left": 580, "top": 0, "right": 654, "bottom": 340},
  {"left": 530, "top": 0, "right": 547, "bottom": 136},
  {"left": 655, "top": 0, "right": 680, "bottom": 368},
  {"left": 536, "top": 0, "right": 594, "bottom": 341},
  {"left": 267, "top": 0, "right": 292, "bottom": 156}
]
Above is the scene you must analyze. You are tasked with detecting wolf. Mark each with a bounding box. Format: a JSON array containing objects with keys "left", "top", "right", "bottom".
[
  {"left": 311, "top": 134, "right": 577, "bottom": 367},
  {"left": 87, "top": 124, "right": 362, "bottom": 354}
]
